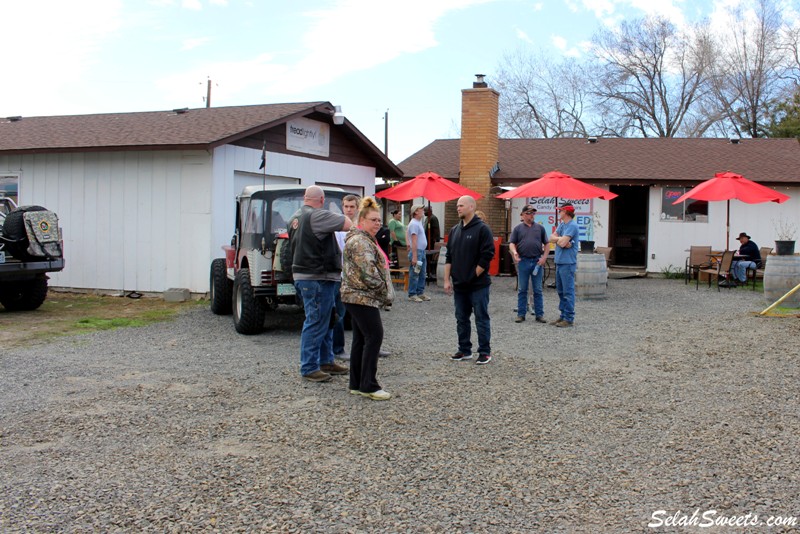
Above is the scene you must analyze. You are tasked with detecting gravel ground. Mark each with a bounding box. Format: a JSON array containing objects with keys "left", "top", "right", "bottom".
[{"left": 1, "top": 277, "right": 799, "bottom": 533}]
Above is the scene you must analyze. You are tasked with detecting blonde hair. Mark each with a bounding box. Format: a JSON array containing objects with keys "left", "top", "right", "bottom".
[
  {"left": 358, "top": 196, "right": 381, "bottom": 222},
  {"left": 475, "top": 210, "right": 487, "bottom": 220}
]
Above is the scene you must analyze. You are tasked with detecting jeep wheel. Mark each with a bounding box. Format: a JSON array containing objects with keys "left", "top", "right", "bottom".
[
  {"left": 232, "top": 268, "right": 265, "bottom": 334},
  {"left": 0, "top": 275, "right": 49, "bottom": 311},
  {"left": 209, "top": 258, "right": 233, "bottom": 315}
]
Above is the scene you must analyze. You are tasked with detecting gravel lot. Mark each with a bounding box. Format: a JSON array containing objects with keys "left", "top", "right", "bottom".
[{"left": 1, "top": 277, "right": 799, "bottom": 532}]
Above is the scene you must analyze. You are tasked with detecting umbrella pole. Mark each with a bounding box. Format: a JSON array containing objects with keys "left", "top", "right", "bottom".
[{"left": 726, "top": 200, "right": 730, "bottom": 251}]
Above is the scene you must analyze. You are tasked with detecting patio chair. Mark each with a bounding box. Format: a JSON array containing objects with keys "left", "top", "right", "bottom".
[
  {"left": 747, "top": 247, "right": 773, "bottom": 290},
  {"left": 685, "top": 246, "right": 712, "bottom": 285},
  {"left": 697, "top": 250, "right": 735, "bottom": 291}
]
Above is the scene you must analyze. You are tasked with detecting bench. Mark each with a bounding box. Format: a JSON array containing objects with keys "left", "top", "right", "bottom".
[{"left": 390, "top": 268, "right": 409, "bottom": 291}]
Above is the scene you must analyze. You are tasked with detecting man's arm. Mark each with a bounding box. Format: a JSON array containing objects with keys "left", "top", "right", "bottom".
[{"left": 476, "top": 225, "right": 495, "bottom": 276}]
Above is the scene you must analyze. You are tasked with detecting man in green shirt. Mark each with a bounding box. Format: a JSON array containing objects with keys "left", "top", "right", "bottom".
[{"left": 388, "top": 209, "right": 406, "bottom": 247}]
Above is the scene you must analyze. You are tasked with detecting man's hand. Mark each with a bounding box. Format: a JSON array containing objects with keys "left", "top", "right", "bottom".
[{"left": 444, "top": 279, "right": 453, "bottom": 295}]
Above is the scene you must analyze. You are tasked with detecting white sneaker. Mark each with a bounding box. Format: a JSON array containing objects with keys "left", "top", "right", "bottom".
[
  {"left": 418, "top": 294, "right": 431, "bottom": 301},
  {"left": 365, "top": 389, "right": 391, "bottom": 401},
  {"left": 408, "top": 295, "right": 423, "bottom": 302}
]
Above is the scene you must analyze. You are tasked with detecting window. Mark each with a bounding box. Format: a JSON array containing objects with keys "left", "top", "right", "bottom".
[
  {"left": 0, "top": 175, "right": 19, "bottom": 205},
  {"left": 661, "top": 187, "right": 708, "bottom": 222}
]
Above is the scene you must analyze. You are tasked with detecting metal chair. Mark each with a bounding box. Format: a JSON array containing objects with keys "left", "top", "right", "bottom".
[
  {"left": 697, "top": 250, "right": 735, "bottom": 291},
  {"left": 747, "top": 247, "right": 773, "bottom": 290},
  {"left": 685, "top": 246, "right": 712, "bottom": 284}
]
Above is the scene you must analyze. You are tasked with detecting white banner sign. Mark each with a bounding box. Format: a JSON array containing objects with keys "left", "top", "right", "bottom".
[
  {"left": 527, "top": 197, "right": 593, "bottom": 214},
  {"left": 286, "top": 118, "right": 330, "bottom": 157}
]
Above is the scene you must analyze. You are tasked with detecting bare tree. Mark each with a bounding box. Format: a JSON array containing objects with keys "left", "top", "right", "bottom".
[
  {"left": 708, "top": 0, "right": 788, "bottom": 138},
  {"left": 590, "top": 16, "right": 715, "bottom": 137},
  {"left": 494, "top": 50, "right": 591, "bottom": 138}
]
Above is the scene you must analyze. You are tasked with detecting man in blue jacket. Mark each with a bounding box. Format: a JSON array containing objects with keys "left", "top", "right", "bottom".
[{"left": 443, "top": 196, "right": 495, "bottom": 365}]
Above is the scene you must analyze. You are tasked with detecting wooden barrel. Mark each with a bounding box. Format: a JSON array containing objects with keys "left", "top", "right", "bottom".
[
  {"left": 437, "top": 246, "right": 447, "bottom": 286},
  {"left": 764, "top": 255, "right": 800, "bottom": 308},
  {"left": 575, "top": 253, "right": 608, "bottom": 299}
]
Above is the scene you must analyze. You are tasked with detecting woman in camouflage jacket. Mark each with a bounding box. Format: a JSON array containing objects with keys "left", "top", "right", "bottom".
[{"left": 341, "top": 197, "right": 394, "bottom": 400}]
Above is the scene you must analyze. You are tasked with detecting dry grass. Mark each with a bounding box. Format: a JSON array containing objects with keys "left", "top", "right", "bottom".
[{"left": 0, "top": 291, "right": 205, "bottom": 349}]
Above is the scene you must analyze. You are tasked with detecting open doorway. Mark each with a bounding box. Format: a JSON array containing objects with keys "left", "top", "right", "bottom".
[{"left": 609, "top": 185, "right": 649, "bottom": 267}]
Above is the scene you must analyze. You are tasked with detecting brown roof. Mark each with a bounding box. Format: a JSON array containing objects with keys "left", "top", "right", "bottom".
[
  {"left": 0, "top": 102, "right": 402, "bottom": 177},
  {"left": 399, "top": 137, "right": 800, "bottom": 186}
]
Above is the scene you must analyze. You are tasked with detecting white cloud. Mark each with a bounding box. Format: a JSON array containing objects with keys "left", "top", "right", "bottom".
[
  {"left": 0, "top": 0, "right": 123, "bottom": 116},
  {"left": 264, "top": 0, "right": 502, "bottom": 95},
  {"left": 532, "top": 2, "right": 544, "bottom": 11},
  {"left": 181, "top": 37, "right": 211, "bottom": 50},
  {"left": 182, "top": 0, "right": 202, "bottom": 10},
  {"left": 210, "top": 0, "right": 228, "bottom": 5},
  {"left": 552, "top": 35, "right": 569, "bottom": 50},
  {"left": 516, "top": 28, "right": 534, "bottom": 43}
]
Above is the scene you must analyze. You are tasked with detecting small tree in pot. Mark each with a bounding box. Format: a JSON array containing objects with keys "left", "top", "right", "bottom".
[{"left": 773, "top": 218, "right": 797, "bottom": 255}]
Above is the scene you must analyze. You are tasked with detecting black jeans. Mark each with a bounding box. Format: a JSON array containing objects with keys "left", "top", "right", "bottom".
[{"left": 345, "top": 303, "right": 384, "bottom": 393}]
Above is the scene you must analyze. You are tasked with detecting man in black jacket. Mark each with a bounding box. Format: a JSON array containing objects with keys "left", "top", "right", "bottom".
[
  {"left": 289, "top": 186, "right": 352, "bottom": 382},
  {"left": 732, "top": 231, "right": 761, "bottom": 285},
  {"left": 443, "top": 196, "right": 495, "bottom": 365}
]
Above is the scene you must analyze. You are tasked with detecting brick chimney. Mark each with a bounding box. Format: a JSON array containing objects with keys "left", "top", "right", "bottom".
[{"left": 457, "top": 74, "right": 503, "bottom": 236}]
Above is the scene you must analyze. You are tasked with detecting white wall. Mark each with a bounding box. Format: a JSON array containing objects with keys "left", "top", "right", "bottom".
[
  {"left": 1, "top": 150, "right": 213, "bottom": 293},
  {"left": 646, "top": 186, "right": 800, "bottom": 273}
]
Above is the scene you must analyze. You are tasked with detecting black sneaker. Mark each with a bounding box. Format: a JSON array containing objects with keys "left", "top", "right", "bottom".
[
  {"left": 475, "top": 354, "right": 492, "bottom": 365},
  {"left": 450, "top": 352, "right": 473, "bottom": 361}
]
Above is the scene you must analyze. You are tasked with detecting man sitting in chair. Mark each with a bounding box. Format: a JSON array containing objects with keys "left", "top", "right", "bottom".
[{"left": 732, "top": 232, "right": 761, "bottom": 285}]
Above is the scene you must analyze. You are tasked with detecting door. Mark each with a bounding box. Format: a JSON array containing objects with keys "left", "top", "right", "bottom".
[{"left": 609, "top": 185, "right": 649, "bottom": 267}]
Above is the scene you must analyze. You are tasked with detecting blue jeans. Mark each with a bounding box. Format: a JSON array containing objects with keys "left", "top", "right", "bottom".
[
  {"left": 332, "top": 281, "right": 346, "bottom": 355},
  {"left": 517, "top": 257, "right": 544, "bottom": 318},
  {"left": 407, "top": 249, "right": 427, "bottom": 297},
  {"left": 732, "top": 260, "right": 757, "bottom": 283},
  {"left": 295, "top": 279, "right": 336, "bottom": 376},
  {"left": 555, "top": 263, "right": 576, "bottom": 323},
  {"left": 453, "top": 285, "right": 491, "bottom": 356}
]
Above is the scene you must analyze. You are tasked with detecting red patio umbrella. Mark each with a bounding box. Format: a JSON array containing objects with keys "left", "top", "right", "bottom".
[
  {"left": 672, "top": 171, "right": 790, "bottom": 248},
  {"left": 496, "top": 170, "right": 618, "bottom": 201},
  {"left": 376, "top": 171, "right": 482, "bottom": 202}
]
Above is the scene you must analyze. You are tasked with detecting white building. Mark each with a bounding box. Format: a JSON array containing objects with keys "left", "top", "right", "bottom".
[{"left": 0, "top": 103, "right": 401, "bottom": 293}]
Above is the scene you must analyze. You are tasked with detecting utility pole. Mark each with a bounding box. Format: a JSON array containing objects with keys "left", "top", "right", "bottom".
[{"left": 384, "top": 109, "right": 389, "bottom": 156}]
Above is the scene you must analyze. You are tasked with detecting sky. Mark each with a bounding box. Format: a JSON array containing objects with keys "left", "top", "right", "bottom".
[{"left": 1, "top": 0, "right": 789, "bottom": 164}]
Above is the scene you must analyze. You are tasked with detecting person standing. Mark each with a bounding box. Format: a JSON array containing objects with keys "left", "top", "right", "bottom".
[
  {"left": 509, "top": 205, "right": 548, "bottom": 323},
  {"left": 549, "top": 203, "right": 579, "bottom": 327},
  {"left": 341, "top": 197, "right": 394, "bottom": 401},
  {"left": 406, "top": 204, "right": 429, "bottom": 302},
  {"left": 424, "top": 205, "right": 441, "bottom": 281},
  {"left": 388, "top": 209, "right": 406, "bottom": 249},
  {"left": 443, "top": 196, "right": 495, "bottom": 365},
  {"left": 333, "top": 194, "right": 361, "bottom": 359},
  {"left": 732, "top": 232, "right": 761, "bottom": 285},
  {"left": 289, "top": 185, "right": 352, "bottom": 382}
]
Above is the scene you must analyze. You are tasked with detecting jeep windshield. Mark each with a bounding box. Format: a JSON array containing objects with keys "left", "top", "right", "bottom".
[{"left": 243, "top": 190, "right": 346, "bottom": 236}]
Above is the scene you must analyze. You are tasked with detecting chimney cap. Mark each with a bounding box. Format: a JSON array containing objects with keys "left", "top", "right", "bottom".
[
  {"left": 473, "top": 74, "right": 488, "bottom": 88},
  {"left": 729, "top": 136, "right": 740, "bottom": 144},
  {"left": 587, "top": 136, "right": 598, "bottom": 143}
]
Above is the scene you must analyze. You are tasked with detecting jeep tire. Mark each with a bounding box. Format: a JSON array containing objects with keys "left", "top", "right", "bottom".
[
  {"left": 0, "top": 275, "right": 49, "bottom": 311},
  {"left": 232, "top": 268, "right": 265, "bottom": 335},
  {"left": 209, "top": 258, "right": 233, "bottom": 315},
  {"left": 2, "top": 205, "right": 47, "bottom": 261}
]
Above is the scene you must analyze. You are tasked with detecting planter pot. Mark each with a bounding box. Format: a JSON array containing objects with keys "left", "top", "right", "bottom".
[
  {"left": 579, "top": 240, "right": 595, "bottom": 254},
  {"left": 774, "top": 240, "right": 796, "bottom": 256},
  {"left": 764, "top": 255, "right": 800, "bottom": 308}
]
